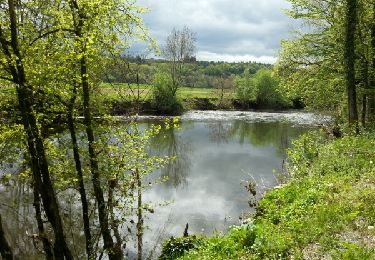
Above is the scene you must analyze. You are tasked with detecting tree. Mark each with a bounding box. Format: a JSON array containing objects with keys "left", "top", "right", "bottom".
[
  {"left": 0, "top": 1, "right": 73, "bottom": 258},
  {"left": 214, "top": 75, "right": 234, "bottom": 108},
  {"left": 344, "top": 0, "right": 359, "bottom": 130},
  {"left": 152, "top": 71, "right": 183, "bottom": 114},
  {"left": 275, "top": 1, "right": 346, "bottom": 112},
  {"left": 235, "top": 70, "right": 257, "bottom": 108},
  {"left": 63, "top": 0, "right": 150, "bottom": 258},
  {"left": 276, "top": 0, "right": 374, "bottom": 127},
  {"left": 235, "top": 69, "right": 288, "bottom": 108},
  {"left": 163, "top": 26, "right": 196, "bottom": 95},
  {"left": 0, "top": 0, "right": 152, "bottom": 258}
]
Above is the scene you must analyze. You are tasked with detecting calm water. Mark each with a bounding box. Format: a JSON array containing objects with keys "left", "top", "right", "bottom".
[
  {"left": 132, "top": 111, "right": 325, "bottom": 258},
  {"left": 0, "top": 111, "right": 328, "bottom": 259}
]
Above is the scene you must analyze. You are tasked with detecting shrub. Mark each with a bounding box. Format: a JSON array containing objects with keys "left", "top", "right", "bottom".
[
  {"left": 159, "top": 236, "right": 204, "bottom": 260},
  {"left": 235, "top": 69, "right": 290, "bottom": 109},
  {"left": 152, "top": 72, "right": 183, "bottom": 115}
]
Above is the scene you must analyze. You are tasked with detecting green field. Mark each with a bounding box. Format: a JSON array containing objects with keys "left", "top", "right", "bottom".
[{"left": 99, "top": 82, "right": 233, "bottom": 101}]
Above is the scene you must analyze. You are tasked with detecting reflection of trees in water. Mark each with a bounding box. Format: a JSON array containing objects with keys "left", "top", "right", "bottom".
[
  {"left": 0, "top": 138, "right": 95, "bottom": 258},
  {"left": 151, "top": 126, "right": 192, "bottom": 189},
  {"left": 231, "top": 121, "right": 308, "bottom": 157},
  {"left": 0, "top": 182, "right": 39, "bottom": 259},
  {"left": 0, "top": 137, "right": 42, "bottom": 259},
  {"left": 207, "top": 121, "right": 236, "bottom": 144},
  {"left": 0, "top": 177, "right": 101, "bottom": 258},
  {"left": 2, "top": 122, "right": 185, "bottom": 258},
  {"left": 205, "top": 120, "right": 308, "bottom": 157}
]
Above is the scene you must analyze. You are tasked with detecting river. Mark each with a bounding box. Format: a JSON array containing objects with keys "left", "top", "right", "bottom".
[
  {"left": 0, "top": 110, "right": 329, "bottom": 259},
  {"left": 130, "top": 110, "right": 328, "bottom": 258}
]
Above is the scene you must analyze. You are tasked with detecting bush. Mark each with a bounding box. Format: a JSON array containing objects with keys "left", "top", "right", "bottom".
[
  {"left": 152, "top": 72, "right": 183, "bottom": 115},
  {"left": 159, "top": 236, "right": 204, "bottom": 260},
  {"left": 235, "top": 69, "right": 290, "bottom": 109}
]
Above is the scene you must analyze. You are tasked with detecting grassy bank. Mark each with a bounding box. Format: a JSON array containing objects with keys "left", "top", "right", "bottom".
[
  {"left": 160, "top": 131, "right": 375, "bottom": 259},
  {"left": 98, "top": 83, "right": 295, "bottom": 115}
]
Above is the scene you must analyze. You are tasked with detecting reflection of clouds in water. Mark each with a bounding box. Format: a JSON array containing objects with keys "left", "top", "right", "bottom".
[
  {"left": 0, "top": 115, "right": 315, "bottom": 259},
  {"left": 142, "top": 177, "right": 237, "bottom": 254},
  {"left": 138, "top": 118, "right": 313, "bottom": 257}
]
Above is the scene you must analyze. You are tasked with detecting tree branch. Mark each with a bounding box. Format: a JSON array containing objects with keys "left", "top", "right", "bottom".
[
  {"left": 29, "top": 28, "right": 75, "bottom": 46},
  {"left": 0, "top": 75, "right": 13, "bottom": 82}
]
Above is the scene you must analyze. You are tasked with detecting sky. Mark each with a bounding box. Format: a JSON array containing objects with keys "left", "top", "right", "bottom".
[{"left": 133, "top": 0, "right": 296, "bottom": 64}]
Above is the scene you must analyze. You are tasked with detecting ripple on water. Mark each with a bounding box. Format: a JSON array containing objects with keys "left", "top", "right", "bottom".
[
  {"left": 181, "top": 110, "right": 331, "bottom": 126},
  {"left": 116, "top": 110, "right": 332, "bottom": 126}
]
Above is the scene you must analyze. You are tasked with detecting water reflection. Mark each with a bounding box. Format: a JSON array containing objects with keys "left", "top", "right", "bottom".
[
  {"left": 0, "top": 181, "right": 40, "bottom": 259},
  {"left": 151, "top": 126, "right": 192, "bottom": 189},
  {"left": 140, "top": 119, "right": 310, "bottom": 257},
  {"left": 231, "top": 121, "right": 310, "bottom": 156},
  {"left": 0, "top": 115, "right": 314, "bottom": 259},
  {"left": 207, "top": 121, "right": 234, "bottom": 144}
]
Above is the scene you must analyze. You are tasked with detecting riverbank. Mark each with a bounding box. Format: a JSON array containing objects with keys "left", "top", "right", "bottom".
[
  {"left": 106, "top": 97, "right": 303, "bottom": 116},
  {"left": 0, "top": 83, "right": 302, "bottom": 119},
  {"left": 160, "top": 131, "right": 375, "bottom": 259}
]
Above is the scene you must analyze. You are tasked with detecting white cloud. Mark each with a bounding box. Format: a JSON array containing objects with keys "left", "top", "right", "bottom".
[
  {"left": 135, "top": 0, "right": 296, "bottom": 62},
  {"left": 197, "top": 51, "right": 277, "bottom": 64}
]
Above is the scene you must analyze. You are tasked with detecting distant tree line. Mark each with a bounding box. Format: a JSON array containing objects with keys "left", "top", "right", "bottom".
[{"left": 101, "top": 56, "right": 272, "bottom": 89}]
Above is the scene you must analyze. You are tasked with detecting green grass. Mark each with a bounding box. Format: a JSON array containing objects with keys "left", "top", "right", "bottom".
[
  {"left": 162, "top": 131, "right": 375, "bottom": 259},
  {"left": 99, "top": 82, "right": 233, "bottom": 101}
]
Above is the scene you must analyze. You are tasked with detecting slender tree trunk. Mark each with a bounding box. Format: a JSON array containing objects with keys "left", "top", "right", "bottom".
[
  {"left": 2, "top": 1, "right": 73, "bottom": 259},
  {"left": 360, "top": 58, "right": 369, "bottom": 127},
  {"left": 344, "top": 0, "right": 359, "bottom": 131},
  {"left": 362, "top": 94, "right": 367, "bottom": 127},
  {"left": 369, "top": 3, "right": 375, "bottom": 119},
  {"left": 80, "top": 55, "right": 121, "bottom": 259},
  {"left": 0, "top": 215, "right": 13, "bottom": 260},
  {"left": 16, "top": 87, "right": 73, "bottom": 259},
  {"left": 68, "top": 1, "right": 120, "bottom": 257},
  {"left": 136, "top": 168, "right": 143, "bottom": 260},
  {"left": 67, "top": 85, "right": 93, "bottom": 259},
  {"left": 108, "top": 180, "right": 123, "bottom": 257},
  {"left": 33, "top": 186, "right": 53, "bottom": 259}
]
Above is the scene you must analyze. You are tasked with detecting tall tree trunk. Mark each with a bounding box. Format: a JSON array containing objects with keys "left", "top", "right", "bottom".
[
  {"left": 33, "top": 186, "right": 53, "bottom": 259},
  {"left": 344, "top": 0, "right": 359, "bottom": 131},
  {"left": 80, "top": 55, "right": 121, "bottom": 259},
  {"left": 16, "top": 87, "right": 73, "bottom": 259},
  {"left": 360, "top": 58, "right": 369, "bottom": 127},
  {"left": 362, "top": 94, "right": 367, "bottom": 127},
  {"left": 1, "top": 1, "right": 73, "bottom": 259},
  {"left": 136, "top": 168, "right": 143, "bottom": 260},
  {"left": 108, "top": 180, "right": 123, "bottom": 258},
  {"left": 0, "top": 215, "right": 13, "bottom": 260},
  {"left": 369, "top": 3, "right": 375, "bottom": 120},
  {"left": 67, "top": 85, "right": 93, "bottom": 259},
  {"left": 67, "top": 1, "right": 120, "bottom": 258}
]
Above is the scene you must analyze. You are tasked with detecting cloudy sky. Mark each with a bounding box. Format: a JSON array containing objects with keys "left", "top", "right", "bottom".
[{"left": 133, "top": 0, "right": 296, "bottom": 64}]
